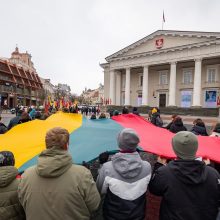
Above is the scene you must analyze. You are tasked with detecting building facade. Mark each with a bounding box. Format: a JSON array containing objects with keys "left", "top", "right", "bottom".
[
  {"left": 0, "top": 47, "right": 43, "bottom": 108},
  {"left": 40, "top": 78, "right": 55, "bottom": 101},
  {"left": 81, "top": 84, "right": 104, "bottom": 105},
  {"left": 54, "top": 83, "right": 71, "bottom": 101},
  {"left": 101, "top": 30, "right": 220, "bottom": 108}
]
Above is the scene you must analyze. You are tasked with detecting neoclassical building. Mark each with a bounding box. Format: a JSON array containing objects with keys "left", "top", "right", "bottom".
[
  {"left": 0, "top": 47, "right": 43, "bottom": 108},
  {"left": 101, "top": 30, "right": 220, "bottom": 108}
]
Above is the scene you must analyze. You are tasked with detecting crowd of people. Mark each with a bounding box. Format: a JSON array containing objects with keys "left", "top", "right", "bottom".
[
  {"left": 149, "top": 107, "right": 220, "bottom": 137},
  {"left": 0, "top": 106, "right": 220, "bottom": 220},
  {"left": 0, "top": 127, "right": 219, "bottom": 220},
  {"left": 0, "top": 105, "right": 50, "bottom": 134}
]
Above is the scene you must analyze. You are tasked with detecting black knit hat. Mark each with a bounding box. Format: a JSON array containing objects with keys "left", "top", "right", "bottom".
[{"left": 0, "top": 151, "right": 15, "bottom": 166}]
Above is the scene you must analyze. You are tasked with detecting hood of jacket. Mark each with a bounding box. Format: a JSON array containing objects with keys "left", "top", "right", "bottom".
[
  {"left": 0, "top": 166, "right": 18, "bottom": 187},
  {"left": 112, "top": 152, "right": 143, "bottom": 179},
  {"left": 36, "top": 147, "right": 72, "bottom": 178},
  {"left": 192, "top": 125, "right": 207, "bottom": 135},
  {"left": 168, "top": 159, "right": 207, "bottom": 185},
  {"left": 174, "top": 119, "right": 184, "bottom": 127}
]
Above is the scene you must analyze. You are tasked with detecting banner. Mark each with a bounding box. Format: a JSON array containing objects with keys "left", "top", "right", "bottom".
[
  {"left": 205, "top": 90, "right": 217, "bottom": 108},
  {"left": 181, "top": 91, "right": 192, "bottom": 108},
  {"left": 137, "top": 97, "right": 142, "bottom": 106}
]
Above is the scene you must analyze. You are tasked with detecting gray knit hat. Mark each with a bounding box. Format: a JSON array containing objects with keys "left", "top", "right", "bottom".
[
  {"left": 172, "top": 131, "right": 198, "bottom": 160},
  {"left": 117, "top": 128, "right": 140, "bottom": 152}
]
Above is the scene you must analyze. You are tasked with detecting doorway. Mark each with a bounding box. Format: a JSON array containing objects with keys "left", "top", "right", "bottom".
[
  {"left": 9, "top": 97, "right": 14, "bottom": 108},
  {"left": 159, "top": 94, "right": 166, "bottom": 107}
]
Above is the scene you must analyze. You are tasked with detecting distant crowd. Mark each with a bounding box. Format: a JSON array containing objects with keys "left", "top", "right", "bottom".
[{"left": 0, "top": 105, "right": 50, "bottom": 134}]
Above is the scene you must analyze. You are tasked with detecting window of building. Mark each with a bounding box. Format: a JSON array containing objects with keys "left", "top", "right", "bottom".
[
  {"left": 159, "top": 71, "right": 168, "bottom": 85},
  {"left": 139, "top": 74, "right": 143, "bottom": 87},
  {"left": 207, "top": 68, "right": 217, "bottom": 83},
  {"left": 183, "top": 69, "right": 193, "bottom": 84},
  {"left": 122, "top": 74, "right": 126, "bottom": 89}
]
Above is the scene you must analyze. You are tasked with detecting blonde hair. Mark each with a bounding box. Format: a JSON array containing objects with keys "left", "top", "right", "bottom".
[
  {"left": 45, "top": 127, "right": 69, "bottom": 149},
  {"left": 152, "top": 108, "right": 157, "bottom": 114}
]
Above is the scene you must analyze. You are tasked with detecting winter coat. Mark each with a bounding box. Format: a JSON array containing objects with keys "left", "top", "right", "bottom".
[
  {"left": 29, "top": 109, "right": 36, "bottom": 119},
  {"left": 149, "top": 160, "right": 220, "bottom": 220},
  {"left": 18, "top": 148, "right": 100, "bottom": 220},
  {"left": 96, "top": 152, "right": 151, "bottom": 220},
  {"left": 8, "top": 116, "right": 20, "bottom": 130},
  {"left": 165, "top": 121, "right": 173, "bottom": 130},
  {"left": 191, "top": 125, "right": 208, "bottom": 136},
  {"left": 0, "top": 122, "right": 7, "bottom": 134},
  {"left": 169, "top": 121, "right": 187, "bottom": 133},
  {"left": 0, "top": 166, "right": 25, "bottom": 220},
  {"left": 151, "top": 112, "right": 163, "bottom": 127}
]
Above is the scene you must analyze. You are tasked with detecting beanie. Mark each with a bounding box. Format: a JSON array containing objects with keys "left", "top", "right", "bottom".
[
  {"left": 117, "top": 128, "right": 140, "bottom": 152},
  {"left": 0, "top": 151, "right": 15, "bottom": 166},
  {"left": 172, "top": 131, "right": 198, "bottom": 160}
]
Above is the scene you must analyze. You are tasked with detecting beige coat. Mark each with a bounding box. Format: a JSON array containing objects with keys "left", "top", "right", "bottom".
[{"left": 18, "top": 148, "right": 100, "bottom": 220}]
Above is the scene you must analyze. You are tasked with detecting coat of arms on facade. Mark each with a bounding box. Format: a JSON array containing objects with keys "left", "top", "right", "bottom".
[{"left": 155, "top": 38, "right": 164, "bottom": 49}]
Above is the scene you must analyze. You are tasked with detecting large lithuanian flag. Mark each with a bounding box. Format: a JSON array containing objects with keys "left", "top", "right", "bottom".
[{"left": 0, "top": 112, "right": 219, "bottom": 172}]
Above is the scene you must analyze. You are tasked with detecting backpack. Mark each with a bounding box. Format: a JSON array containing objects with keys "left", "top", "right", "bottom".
[{"left": 155, "top": 116, "right": 163, "bottom": 127}]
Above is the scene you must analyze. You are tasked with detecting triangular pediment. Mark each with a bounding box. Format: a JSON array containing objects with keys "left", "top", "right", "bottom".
[{"left": 106, "top": 30, "right": 220, "bottom": 61}]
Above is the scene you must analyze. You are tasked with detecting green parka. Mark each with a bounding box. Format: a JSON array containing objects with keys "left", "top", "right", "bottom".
[
  {"left": 18, "top": 148, "right": 100, "bottom": 220},
  {"left": 0, "top": 166, "right": 25, "bottom": 220}
]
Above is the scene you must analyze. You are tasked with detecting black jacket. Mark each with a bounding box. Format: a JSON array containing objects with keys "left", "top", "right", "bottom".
[
  {"left": 169, "top": 121, "right": 187, "bottom": 133},
  {"left": 8, "top": 116, "right": 20, "bottom": 130},
  {"left": 151, "top": 112, "right": 163, "bottom": 127},
  {"left": 0, "top": 122, "right": 7, "bottom": 134},
  {"left": 191, "top": 125, "right": 208, "bottom": 136},
  {"left": 149, "top": 160, "right": 220, "bottom": 220}
]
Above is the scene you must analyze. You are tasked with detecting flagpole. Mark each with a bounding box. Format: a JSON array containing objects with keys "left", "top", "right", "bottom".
[{"left": 162, "top": 10, "right": 165, "bottom": 30}]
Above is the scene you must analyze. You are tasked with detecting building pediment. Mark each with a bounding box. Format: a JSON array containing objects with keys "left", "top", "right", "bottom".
[{"left": 106, "top": 30, "right": 220, "bottom": 62}]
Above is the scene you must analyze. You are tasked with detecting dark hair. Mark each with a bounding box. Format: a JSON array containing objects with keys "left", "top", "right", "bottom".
[
  {"left": 195, "top": 118, "right": 205, "bottom": 127},
  {"left": 213, "top": 122, "right": 220, "bottom": 132},
  {"left": 174, "top": 116, "right": 183, "bottom": 126},
  {"left": 99, "top": 113, "right": 106, "bottom": 119},
  {"left": 0, "top": 151, "right": 15, "bottom": 166},
  {"left": 172, "top": 114, "right": 177, "bottom": 119},
  {"left": 20, "top": 112, "right": 30, "bottom": 122},
  {"left": 99, "top": 152, "right": 109, "bottom": 164},
  {"left": 122, "top": 107, "right": 129, "bottom": 114},
  {"left": 90, "top": 114, "right": 96, "bottom": 120},
  {"left": 35, "top": 111, "right": 42, "bottom": 119}
]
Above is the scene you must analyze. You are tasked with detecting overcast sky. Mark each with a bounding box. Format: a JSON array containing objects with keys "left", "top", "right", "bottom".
[{"left": 1, "top": 0, "right": 220, "bottom": 95}]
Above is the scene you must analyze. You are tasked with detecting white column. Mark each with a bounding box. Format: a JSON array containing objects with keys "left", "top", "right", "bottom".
[
  {"left": 115, "top": 71, "right": 121, "bottom": 105},
  {"left": 109, "top": 70, "right": 116, "bottom": 105},
  {"left": 142, "top": 65, "right": 149, "bottom": 105},
  {"left": 192, "top": 58, "right": 202, "bottom": 107},
  {"left": 168, "top": 62, "right": 177, "bottom": 106},
  {"left": 125, "top": 68, "right": 131, "bottom": 105}
]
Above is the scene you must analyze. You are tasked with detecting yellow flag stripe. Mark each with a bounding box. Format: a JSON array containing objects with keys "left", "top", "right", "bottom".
[{"left": 0, "top": 112, "right": 82, "bottom": 168}]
